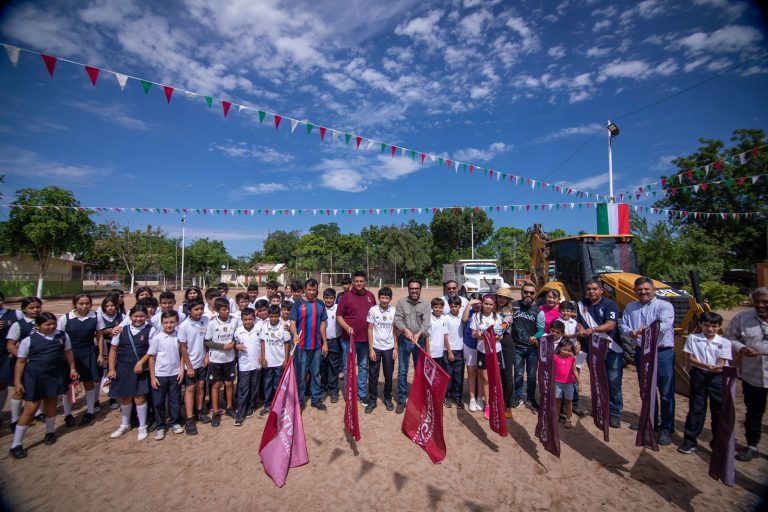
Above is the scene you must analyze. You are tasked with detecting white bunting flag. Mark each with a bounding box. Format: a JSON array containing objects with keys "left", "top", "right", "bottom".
[
  {"left": 290, "top": 119, "right": 299, "bottom": 133},
  {"left": 4, "top": 45, "right": 20, "bottom": 67},
  {"left": 185, "top": 91, "right": 198, "bottom": 100},
  {"left": 366, "top": 140, "right": 375, "bottom": 150},
  {"left": 332, "top": 130, "right": 339, "bottom": 143},
  {"left": 430, "top": 155, "right": 436, "bottom": 162},
  {"left": 114, "top": 72, "right": 129, "bottom": 91}
]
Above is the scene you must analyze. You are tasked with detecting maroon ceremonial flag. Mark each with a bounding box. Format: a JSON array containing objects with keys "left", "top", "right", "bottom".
[
  {"left": 344, "top": 333, "right": 361, "bottom": 441},
  {"left": 402, "top": 345, "right": 450, "bottom": 463},
  {"left": 535, "top": 334, "right": 560, "bottom": 457},
  {"left": 258, "top": 353, "right": 309, "bottom": 487},
  {"left": 587, "top": 333, "right": 612, "bottom": 442},
  {"left": 709, "top": 366, "right": 738, "bottom": 486},
  {"left": 636, "top": 320, "right": 660, "bottom": 450},
  {"left": 482, "top": 327, "right": 508, "bottom": 437}
]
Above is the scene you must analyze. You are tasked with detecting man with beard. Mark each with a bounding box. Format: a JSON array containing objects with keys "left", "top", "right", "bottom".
[
  {"left": 443, "top": 280, "right": 468, "bottom": 318},
  {"left": 337, "top": 272, "right": 377, "bottom": 405},
  {"left": 394, "top": 279, "right": 431, "bottom": 414},
  {"left": 511, "top": 282, "right": 543, "bottom": 411},
  {"left": 577, "top": 280, "right": 623, "bottom": 428}
]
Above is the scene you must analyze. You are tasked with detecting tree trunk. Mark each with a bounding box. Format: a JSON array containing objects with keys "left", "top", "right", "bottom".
[
  {"left": 36, "top": 271, "right": 44, "bottom": 299},
  {"left": 129, "top": 271, "right": 135, "bottom": 294}
]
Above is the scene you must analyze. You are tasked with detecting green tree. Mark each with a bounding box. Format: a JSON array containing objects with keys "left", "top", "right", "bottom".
[
  {"left": 548, "top": 228, "right": 568, "bottom": 240},
  {"left": 263, "top": 230, "right": 301, "bottom": 268},
  {"left": 296, "top": 233, "right": 328, "bottom": 272},
  {"left": 379, "top": 223, "right": 433, "bottom": 281},
  {"left": 479, "top": 226, "right": 530, "bottom": 270},
  {"left": 430, "top": 209, "right": 493, "bottom": 256},
  {"left": 654, "top": 128, "right": 767, "bottom": 267},
  {"left": 0, "top": 187, "right": 95, "bottom": 297},
  {"left": 309, "top": 223, "right": 341, "bottom": 242},
  {"left": 185, "top": 238, "right": 230, "bottom": 288}
]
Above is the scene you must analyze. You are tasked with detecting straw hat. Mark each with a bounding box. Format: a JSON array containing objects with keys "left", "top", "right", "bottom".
[{"left": 495, "top": 287, "right": 515, "bottom": 299}]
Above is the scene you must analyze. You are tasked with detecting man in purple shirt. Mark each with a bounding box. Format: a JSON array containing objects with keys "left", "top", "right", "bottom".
[{"left": 337, "top": 271, "right": 377, "bottom": 404}]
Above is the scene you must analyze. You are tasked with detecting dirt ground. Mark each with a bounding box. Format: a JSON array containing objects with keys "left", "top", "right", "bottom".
[{"left": 0, "top": 288, "right": 765, "bottom": 511}]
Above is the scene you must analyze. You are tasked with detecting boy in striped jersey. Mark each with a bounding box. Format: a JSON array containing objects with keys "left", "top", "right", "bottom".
[{"left": 289, "top": 279, "right": 328, "bottom": 410}]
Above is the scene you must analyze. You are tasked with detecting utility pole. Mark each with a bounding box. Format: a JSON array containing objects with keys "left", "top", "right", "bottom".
[
  {"left": 470, "top": 211, "right": 475, "bottom": 259},
  {"left": 180, "top": 215, "right": 186, "bottom": 291}
]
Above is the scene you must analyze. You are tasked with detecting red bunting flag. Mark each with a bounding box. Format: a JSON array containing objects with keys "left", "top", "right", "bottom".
[
  {"left": 41, "top": 54, "right": 57, "bottom": 76},
  {"left": 163, "top": 85, "right": 174, "bottom": 104},
  {"left": 222, "top": 101, "right": 232, "bottom": 118},
  {"left": 319, "top": 127, "right": 326, "bottom": 140},
  {"left": 446, "top": 159, "right": 452, "bottom": 169},
  {"left": 421, "top": 153, "right": 426, "bottom": 164},
  {"left": 391, "top": 145, "right": 397, "bottom": 157},
  {"left": 274, "top": 115, "right": 282, "bottom": 130},
  {"left": 356, "top": 136, "right": 362, "bottom": 149},
  {"left": 84, "top": 65, "right": 100, "bottom": 85}
]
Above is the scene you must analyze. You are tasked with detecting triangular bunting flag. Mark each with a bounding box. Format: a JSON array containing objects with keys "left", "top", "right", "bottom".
[
  {"left": 291, "top": 119, "right": 299, "bottom": 133},
  {"left": 345, "top": 133, "right": 352, "bottom": 145},
  {"left": 274, "top": 115, "right": 282, "bottom": 130},
  {"left": 4, "top": 45, "right": 20, "bottom": 67},
  {"left": 332, "top": 130, "right": 339, "bottom": 143},
  {"left": 319, "top": 127, "right": 326, "bottom": 140},
  {"left": 84, "top": 65, "right": 100, "bottom": 85},
  {"left": 222, "top": 101, "right": 232, "bottom": 118},
  {"left": 306, "top": 123, "right": 314, "bottom": 134},
  {"left": 41, "top": 54, "right": 57, "bottom": 76},
  {"left": 141, "top": 80, "right": 152, "bottom": 94},
  {"left": 258, "top": 110, "right": 266, "bottom": 123},
  {"left": 204, "top": 96, "right": 213, "bottom": 108},
  {"left": 355, "top": 136, "right": 362, "bottom": 148},
  {"left": 163, "top": 85, "right": 174, "bottom": 103}
]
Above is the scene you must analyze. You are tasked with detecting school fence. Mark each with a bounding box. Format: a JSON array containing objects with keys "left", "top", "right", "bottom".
[{"left": 0, "top": 273, "right": 82, "bottom": 298}]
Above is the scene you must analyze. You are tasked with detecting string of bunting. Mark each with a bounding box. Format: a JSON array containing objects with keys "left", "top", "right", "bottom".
[
  {"left": 617, "top": 172, "right": 767, "bottom": 202},
  {"left": 1, "top": 43, "right": 608, "bottom": 202},
  {"left": 2, "top": 203, "right": 764, "bottom": 221},
  {"left": 620, "top": 144, "right": 766, "bottom": 197}
]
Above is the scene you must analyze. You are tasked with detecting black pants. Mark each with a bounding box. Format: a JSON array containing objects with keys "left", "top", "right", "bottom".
[
  {"left": 500, "top": 334, "right": 516, "bottom": 408},
  {"left": 322, "top": 337, "right": 342, "bottom": 398},
  {"left": 263, "top": 367, "right": 283, "bottom": 407},
  {"left": 368, "top": 348, "right": 394, "bottom": 402},
  {"left": 236, "top": 369, "right": 261, "bottom": 420},
  {"left": 152, "top": 375, "right": 181, "bottom": 427},
  {"left": 743, "top": 380, "right": 767, "bottom": 446},
  {"left": 684, "top": 367, "right": 722, "bottom": 443},
  {"left": 443, "top": 349, "right": 464, "bottom": 401}
]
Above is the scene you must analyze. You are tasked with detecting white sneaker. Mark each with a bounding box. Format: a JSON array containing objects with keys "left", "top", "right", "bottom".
[
  {"left": 476, "top": 398, "right": 486, "bottom": 411},
  {"left": 137, "top": 426, "right": 149, "bottom": 441},
  {"left": 469, "top": 398, "right": 478, "bottom": 412},
  {"left": 154, "top": 428, "right": 166, "bottom": 441},
  {"left": 110, "top": 424, "right": 131, "bottom": 439},
  {"left": 170, "top": 424, "right": 185, "bottom": 435}
]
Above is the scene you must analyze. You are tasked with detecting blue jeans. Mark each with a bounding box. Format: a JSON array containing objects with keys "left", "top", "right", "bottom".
[
  {"left": 635, "top": 347, "right": 676, "bottom": 432},
  {"left": 513, "top": 344, "right": 538, "bottom": 400},
  {"left": 355, "top": 343, "right": 369, "bottom": 399},
  {"left": 341, "top": 339, "right": 350, "bottom": 377},
  {"left": 397, "top": 336, "right": 425, "bottom": 403},
  {"left": 605, "top": 350, "right": 624, "bottom": 419},
  {"left": 294, "top": 348, "right": 322, "bottom": 405}
]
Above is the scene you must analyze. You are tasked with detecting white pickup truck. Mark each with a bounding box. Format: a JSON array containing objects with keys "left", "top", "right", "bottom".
[{"left": 442, "top": 259, "right": 506, "bottom": 297}]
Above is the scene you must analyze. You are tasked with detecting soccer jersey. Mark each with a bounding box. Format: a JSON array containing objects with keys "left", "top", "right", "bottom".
[
  {"left": 147, "top": 329, "right": 181, "bottom": 377},
  {"left": 290, "top": 298, "right": 327, "bottom": 350},
  {"left": 367, "top": 304, "right": 395, "bottom": 350},
  {"left": 234, "top": 325, "right": 262, "bottom": 371},
  {"left": 178, "top": 316, "right": 209, "bottom": 370},
  {"left": 260, "top": 321, "right": 291, "bottom": 367},
  {"left": 470, "top": 313, "right": 503, "bottom": 353},
  {"left": 428, "top": 314, "right": 447, "bottom": 358},
  {"left": 205, "top": 316, "right": 238, "bottom": 364}
]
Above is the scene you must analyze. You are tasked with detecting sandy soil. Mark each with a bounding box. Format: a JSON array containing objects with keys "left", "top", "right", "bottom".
[{"left": 0, "top": 288, "right": 765, "bottom": 511}]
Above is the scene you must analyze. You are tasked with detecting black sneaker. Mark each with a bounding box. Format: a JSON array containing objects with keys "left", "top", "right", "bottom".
[
  {"left": 234, "top": 418, "right": 243, "bottom": 427},
  {"left": 385, "top": 400, "right": 395, "bottom": 411},
  {"left": 330, "top": 395, "right": 339, "bottom": 404},
  {"left": 64, "top": 414, "right": 76, "bottom": 427},
  {"left": 186, "top": 420, "right": 197, "bottom": 435},
  {"left": 359, "top": 396, "right": 369, "bottom": 407},
  {"left": 396, "top": 402, "right": 405, "bottom": 414},
  {"left": 444, "top": 398, "right": 453, "bottom": 408},
  {"left": 79, "top": 413, "right": 95, "bottom": 427},
  {"left": 609, "top": 417, "right": 621, "bottom": 428},
  {"left": 657, "top": 429, "right": 672, "bottom": 446},
  {"left": 629, "top": 422, "right": 640, "bottom": 431},
  {"left": 311, "top": 401, "right": 327, "bottom": 411},
  {"left": 246, "top": 408, "right": 255, "bottom": 418},
  {"left": 455, "top": 399, "right": 465, "bottom": 410},
  {"left": 34, "top": 413, "right": 45, "bottom": 422},
  {"left": 736, "top": 447, "right": 758, "bottom": 462},
  {"left": 9, "top": 445, "right": 27, "bottom": 459},
  {"left": 211, "top": 414, "right": 221, "bottom": 427},
  {"left": 197, "top": 413, "right": 211, "bottom": 424},
  {"left": 527, "top": 399, "right": 539, "bottom": 411},
  {"left": 259, "top": 407, "right": 270, "bottom": 417},
  {"left": 512, "top": 397, "right": 524, "bottom": 409},
  {"left": 559, "top": 413, "right": 567, "bottom": 421},
  {"left": 364, "top": 402, "right": 377, "bottom": 414},
  {"left": 44, "top": 433, "right": 57, "bottom": 445},
  {"left": 572, "top": 408, "right": 586, "bottom": 417},
  {"left": 224, "top": 408, "right": 236, "bottom": 419},
  {"left": 677, "top": 441, "right": 698, "bottom": 454}
]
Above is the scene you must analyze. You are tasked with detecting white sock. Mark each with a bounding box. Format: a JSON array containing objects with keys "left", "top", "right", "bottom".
[
  {"left": 120, "top": 404, "right": 131, "bottom": 427},
  {"left": 0, "top": 389, "right": 7, "bottom": 414},
  {"left": 86, "top": 389, "right": 96, "bottom": 414},
  {"left": 62, "top": 395, "right": 72, "bottom": 416},
  {"left": 137, "top": 403, "right": 148, "bottom": 427},
  {"left": 11, "top": 424, "right": 28, "bottom": 448},
  {"left": 10, "top": 399, "right": 22, "bottom": 423},
  {"left": 748, "top": 445, "right": 758, "bottom": 451},
  {"left": 45, "top": 417, "right": 55, "bottom": 434}
]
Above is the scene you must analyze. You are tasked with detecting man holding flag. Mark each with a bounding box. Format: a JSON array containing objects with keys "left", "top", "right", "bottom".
[{"left": 621, "top": 276, "right": 676, "bottom": 446}]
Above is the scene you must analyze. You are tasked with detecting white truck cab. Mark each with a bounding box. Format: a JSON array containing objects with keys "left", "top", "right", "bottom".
[{"left": 443, "top": 259, "right": 506, "bottom": 297}]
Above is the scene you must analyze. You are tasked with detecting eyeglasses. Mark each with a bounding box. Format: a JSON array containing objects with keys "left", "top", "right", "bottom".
[
  {"left": 446, "top": 287, "right": 457, "bottom": 291},
  {"left": 521, "top": 290, "right": 536, "bottom": 295}
]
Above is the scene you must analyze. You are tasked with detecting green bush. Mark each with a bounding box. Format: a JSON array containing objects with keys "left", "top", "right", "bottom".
[{"left": 684, "top": 281, "right": 746, "bottom": 310}]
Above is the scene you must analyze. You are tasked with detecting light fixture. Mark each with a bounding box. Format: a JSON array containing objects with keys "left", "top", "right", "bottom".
[{"left": 607, "top": 121, "right": 620, "bottom": 137}]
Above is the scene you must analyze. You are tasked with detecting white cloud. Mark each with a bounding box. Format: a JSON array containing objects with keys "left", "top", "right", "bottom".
[
  {"left": 65, "top": 100, "right": 151, "bottom": 131},
  {"left": 593, "top": 19, "right": 611, "bottom": 32},
  {"left": 655, "top": 58, "right": 678, "bottom": 76},
  {"left": 598, "top": 59, "right": 651, "bottom": 82},
  {"left": 677, "top": 25, "right": 763, "bottom": 54},
  {"left": 394, "top": 10, "right": 444, "bottom": 49},
  {"left": 537, "top": 123, "right": 603, "bottom": 143},
  {"left": 652, "top": 154, "right": 676, "bottom": 171},
  {"left": 459, "top": 8, "right": 493, "bottom": 38},
  {"left": 240, "top": 183, "right": 289, "bottom": 195},
  {"left": 315, "top": 154, "right": 423, "bottom": 193},
  {"left": 322, "top": 72, "right": 357, "bottom": 92},
  {"left": 547, "top": 44, "right": 566, "bottom": 59},
  {"left": 557, "top": 173, "right": 612, "bottom": 191},
  {"left": 505, "top": 15, "right": 539, "bottom": 52},
  {"left": 164, "top": 226, "right": 267, "bottom": 241},
  {"left": 586, "top": 46, "right": 611, "bottom": 58},
  {"left": 707, "top": 58, "right": 732, "bottom": 71},
  {"left": 693, "top": 0, "right": 747, "bottom": 18},
  {"left": 470, "top": 85, "right": 492, "bottom": 99},
  {"left": 209, "top": 142, "right": 294, "bottom": 163},
  {"left": 321, "top": 168, "right": 367, "bottom": 192},
  {"left": 683, "top": 57, "right": 709, "bottom": 72},
  {"left": 0, "top": 146, "right": 110, "bottom": 183},
  {"left": 741, "top": 65, "right": 768, "bottom": 76},
  {"left": 454, "top": 142, "right": 511, "bottom": 162}
]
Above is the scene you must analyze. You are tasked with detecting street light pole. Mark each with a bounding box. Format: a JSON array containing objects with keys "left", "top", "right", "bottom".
[
  {"left": 180, "top": 215, "right": 186, "bottom": 291},
  {"left": 607, "top": 121, "right": 620, "bottom": 203},
  {"left": 470, "top": 211, "right": 475, "bottom": 259}
]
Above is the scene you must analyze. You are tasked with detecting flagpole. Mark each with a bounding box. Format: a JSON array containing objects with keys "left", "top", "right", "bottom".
[{"left": 180, "top": 215, "right": 186, "bottom": 291}]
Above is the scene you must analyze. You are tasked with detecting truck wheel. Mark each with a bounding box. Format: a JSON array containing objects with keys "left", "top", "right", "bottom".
[{"left": 620, "top": 333, "right": 636, "bottom": 368}]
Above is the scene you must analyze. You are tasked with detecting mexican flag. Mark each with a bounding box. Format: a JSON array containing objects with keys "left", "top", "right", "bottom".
[{"left": 596, "top": 203, "right": 630, "bottom": 235}]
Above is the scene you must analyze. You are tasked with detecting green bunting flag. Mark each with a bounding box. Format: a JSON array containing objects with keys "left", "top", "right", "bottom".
[
  {"left": 258, "top": 111, "right": 266, "bottom": 123},
  {"left": 306, "top": 123, "right": 314, "bottom": 134},
  {"left": 345, "top": 133, "right": 351, "bottom": 145},
  {"left": 205, "top": 96, "right": 212, "bottom": 108},
  {"left": 141, "top": 80, "right": 152, "bottom": 94}
]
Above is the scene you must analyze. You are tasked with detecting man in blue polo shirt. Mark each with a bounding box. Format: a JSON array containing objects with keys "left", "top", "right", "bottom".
[
  {"left": 577, "top": 279, "right": 623, "bottom": 428},
  {"left": 290, "top": 278, "right": 328, "bottom": 410}
]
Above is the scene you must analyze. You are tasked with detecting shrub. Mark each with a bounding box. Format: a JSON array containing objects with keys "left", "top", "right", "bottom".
[{"left": 684, "top": 281, "right": 746, "bottom": 310}]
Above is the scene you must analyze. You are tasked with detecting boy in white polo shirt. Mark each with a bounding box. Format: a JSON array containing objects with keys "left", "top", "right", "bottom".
[
  {"left": 427, "top": 297, "right": 449, "bottom": 365},
  {"left": 366, "top": 287, "right": 397, "bottom": 414},
  {"left": 259, "top": 305, "right": 292, "bottom": 416},
  {"left": 148, "top": 310, "right": 184, "bottom": 440},
  {"left": 178, "top": 299, "right": 209, "bottom": 435},
  {"left": 233, "top": 308, "right": 261, "bottom": 425},
  {"left": 204, "top": 298, "right": 239, "bottom": 427},
  {"left": 443, "top": 296, "right": 465, "bottom": 409},
  {"left": 678, "top": 311, "right": 732, "bottom": 454}
]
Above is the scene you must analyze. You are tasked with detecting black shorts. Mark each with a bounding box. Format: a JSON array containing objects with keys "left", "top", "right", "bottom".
[
  {"left": 184, "top": 365, "right": 208, "bottom": 386},
  {"left": 208, "top": 361, "right": 236, "bottom": 383},
  {"left": 477, "top": 351, "right": 504, "bottom": 370}
]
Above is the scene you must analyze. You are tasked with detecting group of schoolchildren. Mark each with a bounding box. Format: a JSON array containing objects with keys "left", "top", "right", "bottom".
[{"left": 0, "top": 279, "right": 743, "bottom": 463}]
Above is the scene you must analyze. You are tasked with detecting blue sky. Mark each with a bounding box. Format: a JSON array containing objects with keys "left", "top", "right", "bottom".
[{"left": 0, "top": 0, "right": 766, "bottom": 256}]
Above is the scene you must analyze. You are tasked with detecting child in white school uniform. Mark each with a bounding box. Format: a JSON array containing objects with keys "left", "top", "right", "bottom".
[
  {"left": 427, "top": 297, "right": 450, "bottom": 366},
  {"left": 5, "top": 297, "right": 42, "bottom": 430},
  {"left": 204, "top": 297, "right": 239, "bottom": 427},
  {"left": 365, "top": 287, "right": 397, "bottom": 414},
  {"left": 178, "top": 299, "right": 210, "bottom": 435},
  {"left": 678, "top": 312, "right": 733, "bottom": 454},
  {"left": 234, "top": 308, "right": 262, "bottom": 425},
  {"left": 152, "top": 291, "right": 186, "bottom": 329},
  {"left": 258, "top": 305, "right": 292, "bottom": 416},
  {"left": 443, "top": 296, "right": 465, "bottom": 409},
  {"left": 148, "top": 310, "right": 184, "bottom": 440}
]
